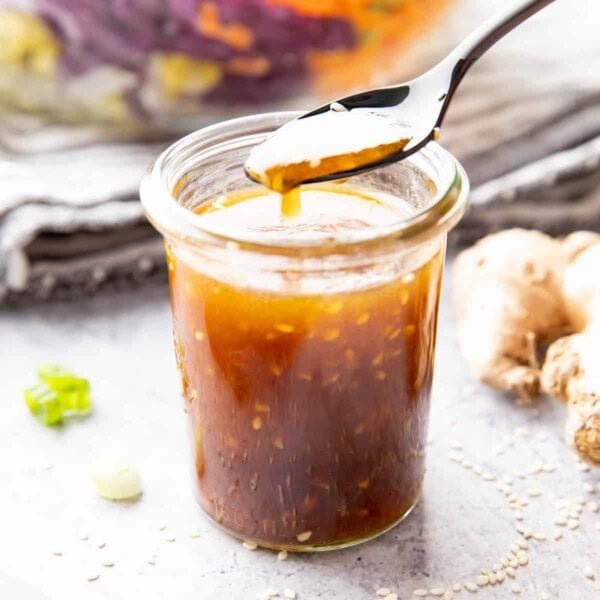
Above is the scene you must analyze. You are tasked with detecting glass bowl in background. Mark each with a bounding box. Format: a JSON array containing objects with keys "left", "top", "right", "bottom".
[{"left": 0, "top": 0, "right": 454, "bottom": 133}]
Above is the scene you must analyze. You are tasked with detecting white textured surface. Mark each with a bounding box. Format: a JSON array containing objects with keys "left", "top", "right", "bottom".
[{"left": 1, "top": 261, "right": 599, "bottom": 600}]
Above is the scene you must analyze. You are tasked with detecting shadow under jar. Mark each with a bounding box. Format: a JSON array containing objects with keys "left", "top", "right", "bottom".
[{"left": 141, "top": 112, "right": 469, "bottom": 551}]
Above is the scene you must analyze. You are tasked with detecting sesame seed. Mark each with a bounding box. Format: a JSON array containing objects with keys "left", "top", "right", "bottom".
[
  {"left": 462, "top": 460, "right": 473, "bottom": 469},
  {"left": 501, "top": 558, "right": 509, "bottom": 567},
  {"left": 356, "top": 313, "right": 370, "bottom": 325},
  {"left": 473, "top": 465, "right": 483, "bottom": 475},
  {"left": 376, "top": 588, "right": 391, "bottom": 596},
  {"left": 506, "top": 567, "right": 517, "bottom": 578},
  {"left": 583, "top": 482, "right": 596, "bottom": 494},
  {"left": 577, "top": 463, "right": 590, "bottom": 472},
  {"left": 283, "top": 589, "right": 296, "bottom": 599},
  {"left": 517, "top": 540, "right": 528, "bottom": 550},
  {"left": 589, "top": 502, "right": 599, "bottom": 513},
  {"left": 532, "top": 532, "right": 546, "bottom": 541},
  {"left": 540, "top": 593, "right": 550, "bottom": 600},
  {"left": 252, "top": 416, "right": 262, "bottom": 431},
  {"left": 243, "top": 541, "right": 258, "bottom": 550},
  {"left": 553, "top": 528, "right": 564, "bottom": 541},
  {"left": 430, "top": 589, "right": 445, "bottom": 596},
  {"left": 194, "top": 330, "right": 205, "bottom": 341},
  {"left": 514, "top": 511, "right": 524, "bottom": 521},
  {"left": 527, "top": 462, "right": 543, "bottom": 475},
  {"left": 146, "top": 559, "right": 156, "bottom": 566},
  {"left": 452, "top": 584, "right": 462, "bottom": 592},
  {"left": 385, "top": 594, "right": 398, "bottom": 600},
  {"left": 464, "top": 582, "right": 478, "bottom": 593},
  {"left": 574, "top": 496, "right": 587, "bottom": 504},
  {"left": 164, "top": 537, "right": 175, "bottom": 543},
  {"left": 489, "top": 573, "right": 497, "bottom": 585},
  {"left": 296, "top": 531, "right": 312, "bottom": 542},
  {"left": 527, "top": 488, "right": 541, "bottom": 497},
  {"left": 413, "top": 590, "right": 428, "bottom": 597},
  {"left": 449, "top": 451, "right": 464, "bottom": 462},
  {"left": 277, "top": 550, "right": 288, "bottom": 561},
  {"left": 509, "top": 559, "right": 518, "bottom": 568},
  {"left": 275, "top": 324, "right": 295, "bottom": 333},
  {"left": 52, "top": 551, "right": 62, "bottom": 557},
  {"left": 444, "top": 592, "right": 453, "bottom": 600},
  {"left": 483, "top": 473, "right": 495, "bottom": 481},
  {"left": 541, "top": 464, "right": 556, "bottom": 473},
  {"left": 584, "top": 567, "right": 596, "bottom": 579},
  {"left": 518, "top": 553, "right": 529, "bottom": 566},
  {"left": 567, "top": 519, "right": 579, "bottom": 530},
  {"left": 476, "top": 576, "right": 489, "bottom": 587},
  {"left": 102, "top": 561, "right": 114, "bottom": 568},
  {"left": 86, "top": 574, "right": 100, "bottom": 582},
  {"left": 496, "top": 571, "right": 505, "bottom": 583},
  {"left": 555, "top": 516, "right": 567, "bottom": 526},
  {"left": 323, "top": 328, "right": 340, "bottom": 341},
  {"left": 511, "top": 582, "right": 521, "bottom": 594}
]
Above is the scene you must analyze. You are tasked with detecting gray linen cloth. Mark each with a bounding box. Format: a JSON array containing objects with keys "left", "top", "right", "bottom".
[{"left": 1, "top": 1, "right": 599, "bottom": 305}]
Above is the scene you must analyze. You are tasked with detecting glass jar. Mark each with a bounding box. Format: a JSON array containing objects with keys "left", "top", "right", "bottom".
[
  {"left": 140, "top": 112, "right": 468, "bottom": 550},
  {"left": 0, "top": 0, "right": 454, "bottom": 131}
]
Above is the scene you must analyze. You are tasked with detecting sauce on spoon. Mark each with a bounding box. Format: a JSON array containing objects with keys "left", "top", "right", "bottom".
[{"left": 245, "top": 105, "right": 412, "bottom": 218}]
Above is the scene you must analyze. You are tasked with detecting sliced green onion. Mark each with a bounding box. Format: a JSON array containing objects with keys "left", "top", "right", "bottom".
[
  {"left": 37, "top": 363, "right": 90, "bottom": 393},
  {"left": 24, "top": 364, "right": 92, "bottom": 426},
  {"left": 24, "top": 383, "right": 63, "bottom": 426}
]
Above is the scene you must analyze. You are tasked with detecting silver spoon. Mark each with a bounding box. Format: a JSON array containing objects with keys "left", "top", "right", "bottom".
[{"left": 245, "top": 0, "right": 556, "bottom": 191}]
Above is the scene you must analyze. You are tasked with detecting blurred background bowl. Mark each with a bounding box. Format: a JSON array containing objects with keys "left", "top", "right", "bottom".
[{"left": 0, "top": 0, "right": 455, "bottom": 133}]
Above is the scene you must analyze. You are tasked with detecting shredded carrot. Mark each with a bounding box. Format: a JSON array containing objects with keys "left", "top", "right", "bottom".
[
  {"left": 196, "top": 2, "right": 254, "bottom": 51},
  {"left": 307, "top": 0, "right": 454, "bottom": 96},
  {"left": 226, "top": 56, "right": 271, "bottom": 77}
]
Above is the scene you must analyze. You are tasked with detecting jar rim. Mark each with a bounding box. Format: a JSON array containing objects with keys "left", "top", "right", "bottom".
[{"left": 140, "top": 111, "right": 469, "bottom": 257}]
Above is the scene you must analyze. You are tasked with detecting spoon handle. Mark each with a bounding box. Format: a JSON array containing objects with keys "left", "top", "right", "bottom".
[
  {"left": 435, "top": 0, "right": 556, "bottom": 125},
  {"left": 453, "top": 0, "right": 556, "bottom": 64}
]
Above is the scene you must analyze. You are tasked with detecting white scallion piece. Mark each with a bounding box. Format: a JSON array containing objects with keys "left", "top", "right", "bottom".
[{"left": 92, "top": 458, "right": 142, "bottom": 501}]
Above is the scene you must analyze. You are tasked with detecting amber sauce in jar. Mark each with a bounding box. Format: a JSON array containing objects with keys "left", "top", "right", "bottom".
[{"left": 167, "top": 183, "right": 443, "bottom": 550}]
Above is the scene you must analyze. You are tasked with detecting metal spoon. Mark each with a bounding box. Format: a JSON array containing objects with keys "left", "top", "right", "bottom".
[{"left": 245, "top": 0, "right": 556, "bottom": 191}]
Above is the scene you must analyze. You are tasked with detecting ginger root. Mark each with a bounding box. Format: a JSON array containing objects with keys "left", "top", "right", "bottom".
[{"left": 454, "top": 228, "right": 600, "bottom": 465}]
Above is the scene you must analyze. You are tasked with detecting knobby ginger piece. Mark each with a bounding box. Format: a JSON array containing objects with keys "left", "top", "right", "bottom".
[
  {"left": 541, "top": 240, "right": 600, "bottom": 466},
  {"left": 454, "top": 229, "right": 600, "bottom": 466},
  {"left": 453, "top": 229, "right": 572, "bottom": 401}
]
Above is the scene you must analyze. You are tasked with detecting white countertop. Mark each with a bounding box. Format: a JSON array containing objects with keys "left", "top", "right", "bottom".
[{"left": 1, "top": 260, "right": 599, "bottom": 600}]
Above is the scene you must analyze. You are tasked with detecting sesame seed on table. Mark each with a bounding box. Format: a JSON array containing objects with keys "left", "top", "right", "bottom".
[{"left": 1, "top": 259, "right": 598, "bottom": 599}]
